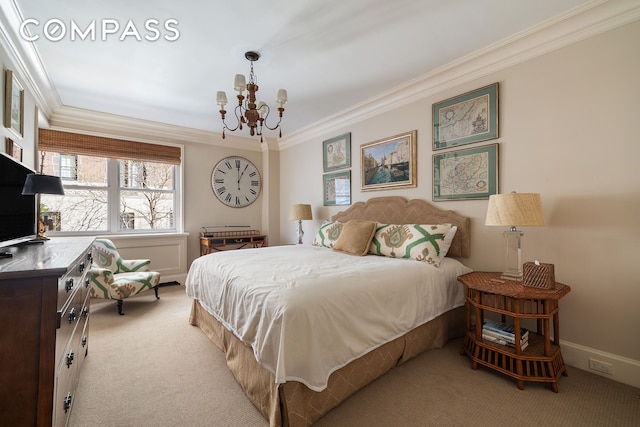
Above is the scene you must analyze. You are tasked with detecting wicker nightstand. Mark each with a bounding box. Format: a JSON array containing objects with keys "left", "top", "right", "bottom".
[{"left": 458, "top": 271, "right": 571, "bottom": 392}]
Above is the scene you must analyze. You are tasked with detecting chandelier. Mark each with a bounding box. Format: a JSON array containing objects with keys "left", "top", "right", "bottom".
[{"left": 216, "top": 51, "right": 287, "bottom": 142}]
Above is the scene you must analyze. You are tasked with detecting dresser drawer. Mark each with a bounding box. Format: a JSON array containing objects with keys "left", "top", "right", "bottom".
[
  {"left": 56, "top": 250, "right": 91, "bottom": 312},
  {"left": 77, "top": 290, "right": 91, "bottom": 362},
  {"left": 53, "top": 283, "right": 91, "bottom": 427},
  {"left": 55, "top": 283, "right": 84, "bottom": 364},
  {"left": 53, "top": 343, "right": 78, "bottom": 427}
]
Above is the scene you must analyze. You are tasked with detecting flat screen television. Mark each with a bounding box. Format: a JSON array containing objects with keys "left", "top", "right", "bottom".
[{"left": 0, "top": 152, "right": 37, "bottom": 249}]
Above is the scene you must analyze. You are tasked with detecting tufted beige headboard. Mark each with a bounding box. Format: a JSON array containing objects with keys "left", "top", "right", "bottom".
[{"left": 331, "top": 196, "right": 470, "bottom": 258}]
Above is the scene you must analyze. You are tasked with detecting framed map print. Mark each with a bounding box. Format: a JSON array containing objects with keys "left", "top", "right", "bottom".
[
  {"left": 433, "top": 143, "right": 498, "bottom": 201},
  {"left": 323, "top": 133, "right": 351, "bottom": 172},
  {"left": 432, "top": 83, "right": 498, "bottom": 150},
  {"left": 323, "top": 170, "right": 351, "bottom": 206}
]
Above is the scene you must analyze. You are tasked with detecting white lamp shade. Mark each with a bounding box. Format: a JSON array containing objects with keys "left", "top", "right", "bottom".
[
  {"left": 257, "top": 101, "right": 268, "bottom": 118},
  {"left": 276, "top": 89, "right": 288, "bottom": 106},
  {"left": 289, "top": 204, "right": 312, "bottom": 221},
  {"left": 234, "top": 74, "right": 246, "bottom": 92},
  {"left": 485, "top": 193, "right": 544, "bottom": 227},
  {"left": 216, "top": 91, "right": 228, "bottom": 107}
]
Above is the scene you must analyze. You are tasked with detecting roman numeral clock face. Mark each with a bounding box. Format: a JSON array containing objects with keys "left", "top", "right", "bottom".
[{"left": 211, "top": 156, "right": 262, "bottom": 208}]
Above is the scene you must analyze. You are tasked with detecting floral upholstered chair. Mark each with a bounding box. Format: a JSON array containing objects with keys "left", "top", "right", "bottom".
[{"left": 88, "top": 238, "right": 161, "bottom": 315}]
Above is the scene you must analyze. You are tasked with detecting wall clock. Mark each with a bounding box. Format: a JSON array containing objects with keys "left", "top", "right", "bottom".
[{"left": 211, "top": 156, "right": 262, "bottom": 208}]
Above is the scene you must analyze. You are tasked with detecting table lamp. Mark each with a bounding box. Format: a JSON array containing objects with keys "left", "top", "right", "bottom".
[
  {"left": 22, "top": 173, "right": 65, "bottom": 241},
  {"left": 289, "top": 204, "right": 313, "bottom": 244},
  {"left": 485, "top": 192, "right": 544, "bottom": 280}
]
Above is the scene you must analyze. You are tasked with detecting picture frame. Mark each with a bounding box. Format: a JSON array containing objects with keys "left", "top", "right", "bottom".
[
  {"left": 432, "top": 82, "right": 498, "bottom": 150},
  {"left": 5, "top": 138, "right": 22, "bottom": 162},
  {"left": 4, "top": 70, "right": 24, "bottom": 137},
  {"left": 361, "top": 130, "right": 417, "bottom": 191},
  {"left": 433, "top": 143, "right": 498, "bottom": 201},
  {"left": 323, "top": 170, "right": 351, "bottom": 206},
  {"left": 323, "top": 133, "right": 351, "bottom": 172}
]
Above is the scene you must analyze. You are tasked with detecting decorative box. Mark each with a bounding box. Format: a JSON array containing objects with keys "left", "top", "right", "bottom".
[{"left": 522, "top": 262, "right": 555, "bottom": 289}]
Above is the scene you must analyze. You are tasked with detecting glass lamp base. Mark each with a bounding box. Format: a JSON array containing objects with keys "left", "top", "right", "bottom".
[
  {"left": 296, "top": 220, "right": 304, "bottom": 244},
  {"left": 502, "top": 229, "right": 523, "bottom": 281}
]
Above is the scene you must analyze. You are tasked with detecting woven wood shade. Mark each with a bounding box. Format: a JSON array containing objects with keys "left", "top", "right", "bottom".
[{"left": 38, "top": 129, "right": 181, "bottom": 165}]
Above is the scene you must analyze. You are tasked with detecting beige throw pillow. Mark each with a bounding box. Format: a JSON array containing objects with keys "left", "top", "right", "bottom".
[{"left": 332, "top": 220, "right": 377, "bottom": 256}]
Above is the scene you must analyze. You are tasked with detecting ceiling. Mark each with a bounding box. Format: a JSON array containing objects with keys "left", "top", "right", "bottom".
[{"left": 11, "top": 0, "right": 592, "bottom": 138}]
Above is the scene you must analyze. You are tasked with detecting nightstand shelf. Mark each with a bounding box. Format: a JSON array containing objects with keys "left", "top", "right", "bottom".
[{"left": 458, "top": 271, "right": 571, "bottom": 392}]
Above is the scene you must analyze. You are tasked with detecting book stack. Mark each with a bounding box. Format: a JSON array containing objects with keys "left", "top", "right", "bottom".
[{"left": 482, "top": 320, "right": 529, "bottom": 350}]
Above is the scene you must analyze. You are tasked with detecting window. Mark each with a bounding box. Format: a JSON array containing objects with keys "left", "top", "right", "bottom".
[
  {"left": 59, "top": 154, "right": 78, "bottom": 181},
  {"left": 119, "top": 160, "right": 175, "bottom": 230},
  {"left": 37, "top": 129, "right": 181, "bottom": 235},
  {"left": 120, "top": 212, "right": 135, "bottom": 230},
  {"left": 41, "top": 211, "right": 61, "bottom": 231}
]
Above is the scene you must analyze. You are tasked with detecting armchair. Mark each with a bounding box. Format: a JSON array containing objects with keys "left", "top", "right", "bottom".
[{"left": 88, "top": 238, "right": 161, "bottom": 315}]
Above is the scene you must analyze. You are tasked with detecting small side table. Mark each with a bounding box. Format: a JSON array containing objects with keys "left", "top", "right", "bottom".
[
  {"left": 458, "top": 271, "right": 571, "bottom": 392},
  {"left": 199, "top": 234, "right": 268, "bottom": 256}
]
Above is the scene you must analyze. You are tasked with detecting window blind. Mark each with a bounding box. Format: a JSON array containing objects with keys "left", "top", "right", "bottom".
[{"left": 38, "top": 129, "right": 181, "bottom": 165}]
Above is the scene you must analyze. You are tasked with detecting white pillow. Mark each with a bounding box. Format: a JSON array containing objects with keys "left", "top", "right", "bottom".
[{"left": 440, "top": 225, "right": 458, "bottom": 259}]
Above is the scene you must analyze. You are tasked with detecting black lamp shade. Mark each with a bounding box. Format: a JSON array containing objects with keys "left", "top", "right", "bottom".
[{"left": 22, "top": 174, "right": 65, "bottom": 195}]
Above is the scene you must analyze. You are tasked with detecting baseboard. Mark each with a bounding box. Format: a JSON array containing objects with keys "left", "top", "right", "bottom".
[{"left": 561, "top": 340, "right": 640, "bottom": 389}]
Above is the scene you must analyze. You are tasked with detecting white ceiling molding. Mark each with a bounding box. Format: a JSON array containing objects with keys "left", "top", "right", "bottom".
[
  {"left": 48, "top": 106, "right": 263, "bottom": 152},
  {"left": 0, "top": 0, "right": 60, "bottom": 117},
  {"left": 278, "top": 0, "right": 640, "bottom": 150}
]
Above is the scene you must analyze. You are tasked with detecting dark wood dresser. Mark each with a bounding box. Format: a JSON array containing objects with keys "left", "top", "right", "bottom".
[{"left": 0, "top": 237, "right": 94, "bottom": 426}]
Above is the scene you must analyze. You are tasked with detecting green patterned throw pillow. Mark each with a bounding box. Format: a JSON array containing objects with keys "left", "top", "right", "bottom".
[
  {"left": 369, "top": 223, "right": 455, "bottom": 266},
  {"left": 312, "top": 220, "right": 343, "bottom": 248}
]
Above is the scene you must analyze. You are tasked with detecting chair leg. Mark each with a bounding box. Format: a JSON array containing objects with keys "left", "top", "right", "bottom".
[
  {"left": 116, "top": 299, "right": 124, "bottom": 315},
  {"left": 154, "top": 286, "right": 160, "bottom": 300}
]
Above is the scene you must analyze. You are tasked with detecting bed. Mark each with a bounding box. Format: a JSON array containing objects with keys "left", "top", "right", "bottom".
[{"left": 185, "top": 196, "right": 471, "bottom": 426}]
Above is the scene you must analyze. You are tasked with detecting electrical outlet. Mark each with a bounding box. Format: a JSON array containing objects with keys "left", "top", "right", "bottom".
[{"left": 589, "top": 358, "right": 613, "bottom": 374}]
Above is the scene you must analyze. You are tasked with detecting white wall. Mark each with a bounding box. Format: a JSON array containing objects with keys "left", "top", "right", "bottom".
[
  {"left": 278, "top": 20, "right": 640, "bottom": 387},
  {"left": 182, "top": 136, "right": 266, "bottom": 262}
]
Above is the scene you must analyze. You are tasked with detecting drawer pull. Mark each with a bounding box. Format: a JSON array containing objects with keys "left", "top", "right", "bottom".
[
  {"left": 79, "top": 261, "right": 85, "bottom": 272},
  {"left": 87, "top": 252, "right": 92, "bottom": 262},
  {"left": 82, "top": 336, "right": 88, "bottom": 347},
  {"left": 65, "top": 278, "right": 74, "bottom": 292},
  {"left": 66, "top": 351, "right": 75, "bottom": 368},
  {"left": 68, "top": 308, "right": 77, "bottom": 323},
  {"left": 64, "top": 393, "right": 72, "bottom": 413}
]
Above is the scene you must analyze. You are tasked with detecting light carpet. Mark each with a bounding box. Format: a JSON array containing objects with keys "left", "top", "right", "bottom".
[{"left": 69, "top": 284, "right": 639, "bottom": 426}]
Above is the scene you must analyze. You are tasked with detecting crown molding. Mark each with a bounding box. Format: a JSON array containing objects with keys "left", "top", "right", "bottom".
[
  {"left": 0, "top": 0, "right": 60, "bottom": 117},
  {"left": 278, "top": 0, "right": 640, "bottom": 150},
  {"left": 48, "top": 106, "right": 264, "bottom": 151}
]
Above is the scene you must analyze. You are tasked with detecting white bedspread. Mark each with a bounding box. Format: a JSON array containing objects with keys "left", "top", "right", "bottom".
[{"left": 185, "top": 245, "right": 472, "bottom": 391}]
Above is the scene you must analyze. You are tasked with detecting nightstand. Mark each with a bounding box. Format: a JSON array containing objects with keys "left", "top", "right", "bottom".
[{"left": 458, "top": 271, "right": 571, "bottom": 392}]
